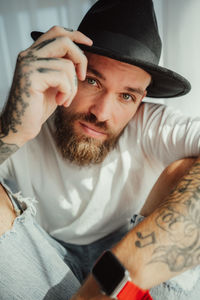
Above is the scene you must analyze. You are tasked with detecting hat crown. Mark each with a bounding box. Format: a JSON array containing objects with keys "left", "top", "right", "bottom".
[
  {"left": 31, "top": 0, "right": 191, "bottom": 98},
  {"left": 78, "top": 0, "right": 162, "bottom": 64}
]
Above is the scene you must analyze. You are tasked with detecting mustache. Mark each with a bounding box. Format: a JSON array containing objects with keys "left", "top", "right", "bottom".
[{"left": 71, "top": 113, "right": 108, "bottom": 131}]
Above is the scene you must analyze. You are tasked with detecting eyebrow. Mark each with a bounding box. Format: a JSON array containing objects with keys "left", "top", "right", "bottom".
[
  {"left": 87, "top": 65, "right": 145, "bottom": 96},
  {"left": 124, "top": 86, "right": 145, "bottom": 96},
  {"left": 87, "top": 66, "right": 106, "bottom": 80}
]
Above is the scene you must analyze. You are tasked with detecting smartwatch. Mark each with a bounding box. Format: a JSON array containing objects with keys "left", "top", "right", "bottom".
[{"left": 92, "top": 250, "right": 152, "bottom": 299}]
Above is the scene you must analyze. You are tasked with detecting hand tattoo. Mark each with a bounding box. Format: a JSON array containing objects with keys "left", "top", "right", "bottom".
[
  {"left": 32, "top": 38, "right": 56, "bottom": 50},
  {"left": 37, "top": 68, "right": 59, "bottom": 74},
  {"left": 64, "top": 27, "right": 74, "bottom": 32}
]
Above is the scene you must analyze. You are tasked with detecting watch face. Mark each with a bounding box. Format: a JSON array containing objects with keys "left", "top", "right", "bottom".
[{"left": 92, "top": 250, "right": 125, "bottom": 296}]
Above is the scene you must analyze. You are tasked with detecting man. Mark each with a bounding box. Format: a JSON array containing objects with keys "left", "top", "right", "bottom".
[{"left": 0, "top": 0, "right": 200, "bottom": 299}]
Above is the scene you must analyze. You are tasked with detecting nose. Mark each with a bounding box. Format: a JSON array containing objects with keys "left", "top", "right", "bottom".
[{"left": 89, "top": 92, "right": 113, "bottom": 123}]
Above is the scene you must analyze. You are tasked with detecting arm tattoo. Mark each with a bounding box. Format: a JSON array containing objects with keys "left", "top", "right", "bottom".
[
  {"left": 0, "top": 53, "right": 36, "bottom": 137},
  {"left": 0, "top": 140, "right": 19, "bottom": 164},
  {"left": 1, "top": 50, "right": 59, "bottom": 138},
  {"left": 0, "top": 51, "right": 37, "bottom": 160},
  {"left": 135, "top": 232, "right": 156, "bottom": 248},
  {"left": 138, "top": 161, "right": 200, "bottom": 273}
]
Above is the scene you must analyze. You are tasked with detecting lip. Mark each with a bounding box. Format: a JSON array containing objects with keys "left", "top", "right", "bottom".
[{"left": 78, "top": 121, "right": 107, "bottom": 139}]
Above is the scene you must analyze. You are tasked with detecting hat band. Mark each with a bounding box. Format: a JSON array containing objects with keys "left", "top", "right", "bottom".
[{"left": 80, "top": 29, "right": 159, "bottom": 65}]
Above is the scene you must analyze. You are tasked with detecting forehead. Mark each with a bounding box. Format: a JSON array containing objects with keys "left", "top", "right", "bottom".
[{"left": 85, "top": 52, "right": 151, "bottom": 87}]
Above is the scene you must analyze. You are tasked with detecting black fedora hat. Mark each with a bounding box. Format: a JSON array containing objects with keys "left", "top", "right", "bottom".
[{"left": 31, "top": 0, "right": 191, "bottom": 98}]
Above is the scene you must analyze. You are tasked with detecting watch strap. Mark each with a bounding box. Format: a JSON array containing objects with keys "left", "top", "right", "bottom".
[{"left": 117, "top": 281, "right": 152, "bottom": 300}]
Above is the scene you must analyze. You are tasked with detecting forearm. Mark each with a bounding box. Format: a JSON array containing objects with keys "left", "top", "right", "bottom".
[
  {"left": 0, "top": 110, "right": 25, "bottom": 164},
  {"left": 0, "top": 116, "right": 20, "bottom": 164},
  {"left": 112, "top": 157, "right": 200, "bottom": 289},
  {"left": 72, "top": 158, "right": 200, "bottom": 299}
]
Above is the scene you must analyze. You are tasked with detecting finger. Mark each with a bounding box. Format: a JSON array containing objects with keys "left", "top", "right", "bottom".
[
  {"left": 32, "top": 26, "right": 93, "bottom": 47},
  {"left": 67, "top": 30, "right": 93, "bottom": 46},
  {"left": 31, "top": 67, "right": 76, "bottom": 107},
  {"left": 62, "top": 72, "right": 79, "bottom": 107},
  {"left": 35, "top": 57, "right": 78, "bottom": 103},
  {"left": 32, "top": 36, "right": 88, "bottom": 80}
]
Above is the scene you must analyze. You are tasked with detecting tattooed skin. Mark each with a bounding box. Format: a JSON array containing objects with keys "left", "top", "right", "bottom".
[
  {"left": 0, "top": 38, "right": 58, "bottom": 164},
  {"left": 0, "top": 140, "right": 19, "bottom": 164},
  {"left": 135, "top": 232, "right": 156, "bottom": 248},
  {"left": 32, "top": 38, "right": 56, "bottom": 50},
  {"left": 37, "top": 68, "right": 59, "bottom": 74},
  {"left": 64, "top": 28, "right": 74, "bottom": 32},
  {"left": 135, "top": 160, "right": 200, "bottom": 273}
]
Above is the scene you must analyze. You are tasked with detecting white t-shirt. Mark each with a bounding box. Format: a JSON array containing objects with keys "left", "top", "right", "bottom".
[{"left": 1, "top": 102, "right": 200, "bottom": 244}]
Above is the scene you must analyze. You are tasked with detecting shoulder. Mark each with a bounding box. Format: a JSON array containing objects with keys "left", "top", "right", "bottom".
[{"left": 125, "top": 102, "right": 176, "bottom": 133}]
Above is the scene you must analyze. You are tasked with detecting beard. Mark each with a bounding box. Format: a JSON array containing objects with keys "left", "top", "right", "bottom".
[{"left": 54, "top": 107, "right": 122, "bottom": 166}]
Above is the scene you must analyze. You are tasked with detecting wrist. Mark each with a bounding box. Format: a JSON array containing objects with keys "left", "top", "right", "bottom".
[
  {"left": 0, "top": 133, "right": 28, "bottom": 148},
  {"left": 92, "top": 250, "right": 152, "bottom": 300}
]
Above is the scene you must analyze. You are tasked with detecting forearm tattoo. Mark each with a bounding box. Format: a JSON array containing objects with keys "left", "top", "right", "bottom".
[
  {"left": 0, "top": 37, "right": 58, "bottom": 162},
  {"left": 135, "top": 160, "right": 200, "bottom": 273},
  {"left": 0, "top": 140, "right": 19, "bottom": 164},
  {"left": 135, "top": 232, "right": 156, "bottom": 248}
]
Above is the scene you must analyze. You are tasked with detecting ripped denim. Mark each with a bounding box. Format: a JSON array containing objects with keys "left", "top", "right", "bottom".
[
  {"left": 0, "top": 181, "right": 80, "bottom": 300},
  {"left": 1, "top": 181, "right": 200, "bottom": 300}
]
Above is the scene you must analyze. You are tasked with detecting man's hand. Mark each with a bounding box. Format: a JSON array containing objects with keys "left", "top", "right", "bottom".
[{"left": 0, "top": 26, "right": 92, "bottom": 148}]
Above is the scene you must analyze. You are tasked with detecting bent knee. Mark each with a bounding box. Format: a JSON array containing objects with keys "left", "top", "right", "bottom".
[{"left": 0, "top": 184, "right": 17, "bottom": 236}]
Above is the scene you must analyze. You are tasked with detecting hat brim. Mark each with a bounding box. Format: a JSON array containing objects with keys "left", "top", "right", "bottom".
[{"left": 31, "top": 31, "right": 191, "bottom": 98}]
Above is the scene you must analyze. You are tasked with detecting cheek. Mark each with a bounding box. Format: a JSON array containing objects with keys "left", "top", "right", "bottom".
[
  {"left": 113, "top": 105, "right": 138, "bottom": 133},
  {"left": 69, "top": 89, "right": 90, "bottom": 112}
]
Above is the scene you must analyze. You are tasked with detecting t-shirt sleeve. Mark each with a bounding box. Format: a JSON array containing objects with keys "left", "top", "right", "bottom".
[{"left": 134, "top": 102, "right": 200, "bottom": 166}]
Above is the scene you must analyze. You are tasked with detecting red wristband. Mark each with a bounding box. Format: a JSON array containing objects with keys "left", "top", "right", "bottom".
[{"left": 117, "top": 281, "right": 152, "bottom": 300}]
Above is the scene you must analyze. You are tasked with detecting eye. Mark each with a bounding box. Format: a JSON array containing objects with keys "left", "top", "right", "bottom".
[
  {"left": 122, "top": 93, "right": 135, "bottom": 102},
  {"left": 86, "top": 77, "right": 97, "bottom": 86}
]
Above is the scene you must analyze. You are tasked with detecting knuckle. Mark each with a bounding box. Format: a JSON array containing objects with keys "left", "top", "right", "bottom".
[
  {"left": 65, "top": 59, "right": 75, "bottom": 70},
  {"left": 74, "top": 44, "right": 87, "bottom": 63},
  {"left": 72, "top": 30, "right": 81, "bottom": 38},
  {"left": 74, "top": 30, "right": 85, "bottom": 38},
  {"left": 80, "top": 52, "right": 88, "bottom": 65},
  {"left": 17, "top": 50, "right": 31, "bottom": 65},
  {"left": 17, "top": 50, "right": 26, "bottom": 60},
  {"left": 63, "top": 35, "right": 71, "bottom": 44},
  {"left": 50, "top": 25, "right": 62, "bottom": 34}
]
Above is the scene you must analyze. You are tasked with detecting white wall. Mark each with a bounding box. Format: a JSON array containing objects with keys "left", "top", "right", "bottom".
[
  {"left": 0, "top": 0, "right": 200, "bottom": 117},
  {"left": 154, "top": 0, "right": 200, "bottom": 117},
  {"left": 0, "top": 0, "right": 95, "bottom": 108}
]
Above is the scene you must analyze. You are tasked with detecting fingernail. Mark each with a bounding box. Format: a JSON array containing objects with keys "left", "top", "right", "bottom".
[{"left": 86, "top": 38, "right": 93, "bottom": 45}]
